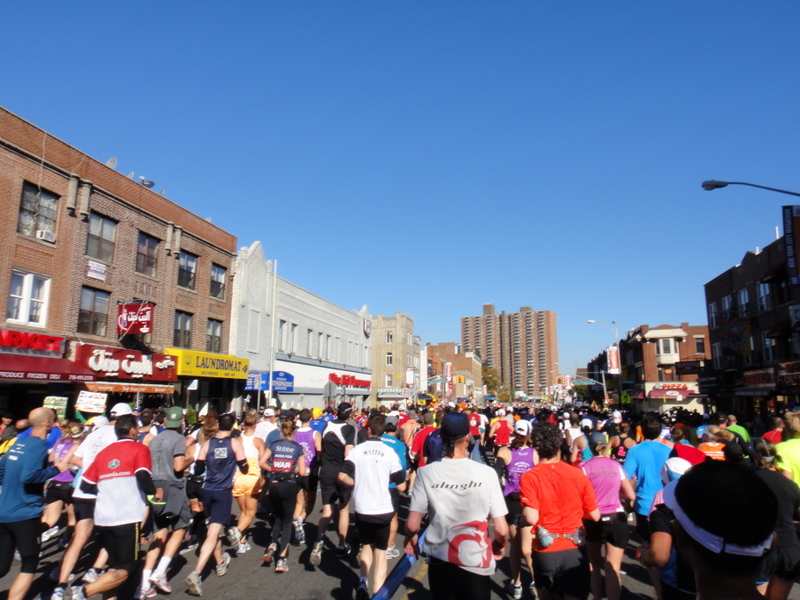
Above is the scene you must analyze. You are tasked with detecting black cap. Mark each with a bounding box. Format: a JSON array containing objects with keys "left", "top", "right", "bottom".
[
  {"left": 337, "top": 402, "right": 352, "bottom": 417},
  {"left": 441, "top": 412, "right": 470, "bottom": 443}
]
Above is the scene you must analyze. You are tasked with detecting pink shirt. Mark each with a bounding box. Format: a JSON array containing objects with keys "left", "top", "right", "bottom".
[{"left": 581, "top": 456, "right": 626, "bottom": 514}]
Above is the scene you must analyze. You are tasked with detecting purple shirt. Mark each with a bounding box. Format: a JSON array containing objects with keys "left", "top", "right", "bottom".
[
  {"left": 582, "top": 456, "right": 626, "bottom": 514},
  {"left": 51, "top": 439, "right": 76, "bottom": 483},
  {"left": 293, "top": 427, "right": 318, "bottom": 469},
  {"left": 503, "top": 446, "right": 535, "bottom": 496}
]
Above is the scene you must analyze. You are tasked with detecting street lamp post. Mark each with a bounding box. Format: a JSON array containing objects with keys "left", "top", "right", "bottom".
[
  {"left": 587, "top": 319, "right": 620, "bottom": 405},
  {"left": 702, "top": 180, "right": 800, "bottom": 198}
]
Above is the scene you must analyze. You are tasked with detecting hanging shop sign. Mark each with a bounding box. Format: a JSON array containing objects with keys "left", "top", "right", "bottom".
[
  {"left": 117, "top": 302, "right": 155, "bottom": 335},
  {"left": 74, "top": 345, "right": 177, "bottom": 381},
  {"left": 0, "top": 328, "right": 65, "bottom": 357},
  {"left": 166, "top": 348, "right": 249, "bottom": 379}
]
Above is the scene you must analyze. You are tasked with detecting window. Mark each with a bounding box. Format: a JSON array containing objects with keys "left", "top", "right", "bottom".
[
  {"left": 743, "top": 336, "right": 754, "bottom": 366},
  {"left": 210, "top": 264, "right": 226, "bottom": 299},
  {"left": 385, "top": 374, "right": 393, "bottom": 387},
  {"left": 325, "top": 335, "right": 331, "bottom": 360},
  {"left": 17, "top": 182, "right": 58, "bottom": 237},
  {"left": 657, "top": 339, "right": 673, "bottom": 355},
  {"left": 307, "top": 329, "right": 314, "bottom": 357},
  {"left": 737, "top": 289, "right": 749, "bottom": 316},
  {"left": 757, "top": 283, "right": 772, "bottom": 312},
  {"left": 136, "top": 233, "right": 159, "bottom": 276},
  {"left": 386, "top": 331, "right": 393, "bottom": 344},
  {"left": 763, "top": 332, "right": 776, "bottom": 363},
  {"left": 86, "top": 213, "right": 117, "bottom": 263},
  {"left": 386, "top": 352, "right": 393, "bottom": 366},
  {"left": 695, "top": 337, "right": 706, "bottom": 355},
  {"left": 708, "top": 302, "right": 718, "bottom": 328},
  {"left": 206, "top": 319, "right": 222, "bottom": 353},
  {"left": 318, "top": 332, "right": 324, "bottom": 358},
  {"left": 721, "top": 295, "right": 733, "bottom": 317},
  {"left": 178, "top": 252, "right": 198, "bottom": 290},
  {"left": 78, "top": 287, "right": 110, "bottom": 336},
  {"left": 173, "top": 311, "right": 193, "bottom": 348},
  {"left": 290, "top": 324, "right": 297, "bottom": 354},
  {"left": 279, "top": 320, "right": 287, "bottom": 351},
  {"left": 7, "top": 271, "right": 49, "bottom": 326}
]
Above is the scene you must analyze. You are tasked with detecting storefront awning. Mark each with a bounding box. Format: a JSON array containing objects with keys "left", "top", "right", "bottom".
[
  {"left": 84, "top": 381, "right": 174, "bottom": 394},
  {"left": 649, "top": 389, "right": 693, "bottom": 399},
  {"left": 0, "top": 355, "right": 96, "bottom": 382}
]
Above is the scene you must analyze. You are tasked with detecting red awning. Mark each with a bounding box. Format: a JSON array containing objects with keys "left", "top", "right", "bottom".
[
  {"left": 649, "top": 389, "right": 691, "bottom": 399},
  {"left": 0, "top": 355, "right": 96, "bottom": 382}
]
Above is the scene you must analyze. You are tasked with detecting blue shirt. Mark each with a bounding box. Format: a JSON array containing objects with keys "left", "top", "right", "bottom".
[
  {"left": 0, "top": 436, "right": 59, "bottom": 522},
  {"left": 623, "top": 440, "right": 671, "bottom": 515},
  {"left": 15, "top": 426, "right": 61, "bottom": 450},
  {"left": 380, "top": 434, "right": 407, "bottom": 488}
]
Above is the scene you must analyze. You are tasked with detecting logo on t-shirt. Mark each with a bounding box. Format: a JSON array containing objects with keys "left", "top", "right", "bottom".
[
  {"left": 447, "top": 520, "right": 491, "bottom": 569},
  {"left": 214, "top": 447, "right": 228, "bottom": 459},
  {"left": 108, "top": 459, "right": 120, "bottom": 469}
]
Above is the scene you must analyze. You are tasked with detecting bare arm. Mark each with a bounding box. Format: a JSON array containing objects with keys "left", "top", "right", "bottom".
[{"left": 620, "top": 478, "right": 636, "bottom": 502}]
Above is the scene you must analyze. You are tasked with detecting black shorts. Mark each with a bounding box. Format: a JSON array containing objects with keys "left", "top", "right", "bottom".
[
  {"left": 319, "top": 470, "right": 352, "bottom": 506},
  {"left": 0, "top": 518, "right": 42, "bottom": 575},
  {"left": 73, "top": 497, "right": 96, "bottom": 522},
  {"left": 428, "top": 559, "right": 491, "bottom": 600},
  {"left": 97, "top": 522, "right": 139, "bottom": 574},
  {"left": 389, "top": 488, "right": 400, "bottom": 514},
  {"left": 201, "top": 488, "right": 233, "bottom": 525},
  {"left": 355, "top": 513, "right": 393, "bottom": 551},
  {"left": 635, "top": 512, "right": 651, "bottom": 542},
  {"left": 185, "top": 477, "right": 204, "bottom": 501},
  {"left": 45, "top": 480, "right": 75, "bottom": 506},
  {"left": 298, "top": 468, "right": 320, "bottom": 493},
  {"left": 505, "top": 493, "right": 522, "bottom": 524},
  {"left": 533, "top": 547, "right": 590, "bottom": 600},
  {"left": 756, "top": 543, "right": 800, "bottom": 583},
  {"left": 584, "top": 513, "right": 629, "bottom": 549}
]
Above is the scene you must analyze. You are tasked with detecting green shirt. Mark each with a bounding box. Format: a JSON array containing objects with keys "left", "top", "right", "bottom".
[
  {"left": 775, "top": 438, "right": 800, "bottom": 485},
  {"left": 727, "top": 423, "right": 750, "bottom": 442}
]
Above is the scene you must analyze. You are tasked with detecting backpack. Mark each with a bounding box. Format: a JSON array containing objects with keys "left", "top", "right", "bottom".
[{"left": 423, "top": 429, "right": 445, "bottom": 464}]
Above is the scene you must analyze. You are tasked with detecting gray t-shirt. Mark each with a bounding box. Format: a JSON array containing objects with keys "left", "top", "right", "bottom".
[{"left": 148, "top": 429, "right": 186, "bottom": 485}]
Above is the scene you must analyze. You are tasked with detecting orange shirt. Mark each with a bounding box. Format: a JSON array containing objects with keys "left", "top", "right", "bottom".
[
  {"left": 698, "top": 441, "right": 725, "bottom": 461},
  {"left": 519, "top": 461, "right": 598, "bottom": 552}
]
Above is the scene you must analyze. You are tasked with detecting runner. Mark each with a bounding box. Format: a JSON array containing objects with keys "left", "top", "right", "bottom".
[
  {"left": 185, "top": 414, "right": 247, "bottom": 596},
  {"left": 41, "top": 421, "right": 83, "bottom": 547},
  {"left": 260, "top": 417, "right": 306, "bottom": 572},
  {"left": 339, "top": 414, "right": 405, "bottom": 599},
  {"left": 0, "top": 407, "right": 67, "bottom": 600},
  {"left": 65, "top": 414, "right": 156, "bottom": 600},
  {"left": 495, "top": 419, "right": 537, "bottom": 600},
  {"left": 230, "top": 410, "right": 264, "bottom": 554},
  {"left": 293, "top": 408, "right": 322, "bottom": 546},
  {"left": 380, "top": 418, "right": 408, "bottom": 560},
  {"left": 310, "top": 402, "right": 356, "bottom": 566},
  {"left": 404, "top": 412, "right": 508, "bottom": 600}
]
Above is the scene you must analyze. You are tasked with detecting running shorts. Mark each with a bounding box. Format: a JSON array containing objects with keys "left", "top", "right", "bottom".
[
  {"left": 584, "top": 513, "right": 629, "bottom": 549},
  {"left": 532, "top": 547, "right": 590, "bottom": 600}
]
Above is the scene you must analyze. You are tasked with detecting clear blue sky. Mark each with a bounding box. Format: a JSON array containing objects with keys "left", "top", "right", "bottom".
[{"left": 4, "top": 2, "right": 800, "bottom": 375}]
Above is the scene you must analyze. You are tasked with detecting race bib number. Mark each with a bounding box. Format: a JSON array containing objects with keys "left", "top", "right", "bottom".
[{"left": 214, "top": 447, "right": 228, "bottom": 459}]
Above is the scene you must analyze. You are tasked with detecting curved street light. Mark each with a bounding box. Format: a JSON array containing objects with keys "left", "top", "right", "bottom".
[
  {"left": 701, "top": 180, "right": 800, "bottom": 198},
  {"left": 587, "top": 319, "right": 621, "bottom": 404}
]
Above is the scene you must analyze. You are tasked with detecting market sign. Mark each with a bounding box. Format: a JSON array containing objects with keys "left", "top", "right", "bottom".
[
  {"left": 74, "top": 345, "right": 178, "bottom": 381},
  {"left": 166, "top": 348, "right": 249, "bottom": 379},
  {"left": 0, "top": 328, "right": 65, "bottom": 357},
  {"left": 117, "top": 302, "right": 155, "bottom": 335}
]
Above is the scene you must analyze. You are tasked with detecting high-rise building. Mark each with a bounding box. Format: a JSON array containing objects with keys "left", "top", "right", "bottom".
[{"left": 461, "top": 304, "right": 558, "bottom": 395}]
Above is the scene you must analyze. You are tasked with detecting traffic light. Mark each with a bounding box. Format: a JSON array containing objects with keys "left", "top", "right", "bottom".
[{"left": 557, "top": 376, "right": 564, "bottom": 384}]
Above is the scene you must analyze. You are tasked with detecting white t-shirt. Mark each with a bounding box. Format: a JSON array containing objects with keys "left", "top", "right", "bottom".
[
  {"left": 254, "top": 420, "right": 277, "bottom": 443},
  {"left": 344, "top": 438, "right": 402, "bottom": 516},
  {"left": 73, "top": 425, "right": 119, "bottom": 500},
  {"left": 410, "top": 457, "right": 507, "bottom": 576}
]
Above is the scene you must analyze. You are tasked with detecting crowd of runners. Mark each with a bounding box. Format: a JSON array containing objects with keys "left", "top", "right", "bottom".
[{"left": 0, "top": 399, "right": 797, "bottom": 600}]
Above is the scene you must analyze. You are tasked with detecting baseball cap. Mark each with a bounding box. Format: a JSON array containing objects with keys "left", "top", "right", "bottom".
[
  {"left": 441, "top": 412, "right": 470, "bottom": 443},
  {"left": 264, "top": 408, "right": 276, "bottom": 417},
  {"left": 580, "top": 418, "right": 593, "bottom": 430},
  {"left": 165, "top": 406, "right": 183, "bottom": 428},
  {"left": 660, "top": 457, "right": 691, "bottom": 486},
  {"left": 279, "top": 409, "right": 294, "bottom": 420},
  {"left": 88, "top": 415, "right": 109, "bottom": 429},
  {"left": 110, "top": 402, "right": 133, "bottom": 418},
  {"left": 514, "top": 420, "right": 532, "bottom": 436},
  {"left": 612, "top": 410, "right": 622, "bottom": 424},
  {"left": 337, "top": 402, "right": 352, "bottom": 416},
  {"left": 496, "top": 409, "right": 506, "bottom": 416}
]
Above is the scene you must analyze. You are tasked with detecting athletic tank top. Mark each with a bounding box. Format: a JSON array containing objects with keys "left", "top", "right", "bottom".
[
  {"left": 503, "top": 446, "right": 535, "bottom": 496},
  {"left": 495, "top": 420, "right": 511, "bottom": 446},
  {"left": 293, "top": 427, "right": 317, "bottom": 469},
  {"left": 613, "top": 434, "right": 631, "bottom": 462},
  {"left": 241, "top": 432, "right": 259, "bottom": 460},
  {"left": 566, "top": 426, "right": 583, "bottom": 450},
  {"left": 580, "top": 437, "right": 594, "bottom": 463},
  {"left": 52, "top": 439, "right": 76, "bottom": 483},
  {"left": 268, "top": 439, "right": 303, "bottom": 482},
  {"left": 204, "top": 436, "right": 237, "bottom": 491}
]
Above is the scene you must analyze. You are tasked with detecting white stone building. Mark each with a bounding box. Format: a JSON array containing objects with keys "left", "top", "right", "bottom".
[{"left": 230, "top": 242, "right": 372, "bottom": 411}]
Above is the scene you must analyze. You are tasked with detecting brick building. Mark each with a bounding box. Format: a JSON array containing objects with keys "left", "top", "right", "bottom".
[
  {"left": 0, "top": 107, "right": 243, "bottom": 417},
  {"left": 425, "top": 342, "right": 483, "bottom": 400},
  {"left": 461, "top": 304, "right": 558, "bottom": 395}
]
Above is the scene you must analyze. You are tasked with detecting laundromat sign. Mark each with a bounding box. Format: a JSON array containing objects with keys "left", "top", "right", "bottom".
[{"left": 166, "top": 348, "right": 249, "bottom": 379}]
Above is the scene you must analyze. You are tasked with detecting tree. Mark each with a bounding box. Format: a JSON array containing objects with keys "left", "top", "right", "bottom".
[{"left": 482, "top": 366, "right": 502, "bottom": 392}]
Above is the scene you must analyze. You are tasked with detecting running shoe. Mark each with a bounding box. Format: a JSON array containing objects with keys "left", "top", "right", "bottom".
[
  {"left": 51, "top": 587, "right": 64, "bottom": 600},
  {"left": 291, "top": 518, "right": 305, "bottom": 546},
  {"left": 237, "top": 541, "right": 251, "bottom": 554},
  {"left": 505, "top": 579, "right": 523, "bottom": 600},
  {"left": 225, "top": 526, "right": 241, "bottom": 546},
  {"left": 64, "top": 586, "right": 87, "bottom": 600},
  {"left": 215, "top": 553, "right": 230, "bottom": 577},
  {"left": 185, "top": 571, "right": 202, "bottom": 597},
  {"left": 41, "top": 526, "right": 60, "bottom": 542},
  {"left": 309, "top": 538, "right": 324, "bottom": 567},
  {"left": 335, "top": 541, "right": 351, "bottom": 557},
  {"left": 263, "top": 542, "right": 277, "bottom": 565},
  {"left": 274, "top": 558, "right": 288, "bottom": 573},
  {"left": 355, "top": 580, "right": 370, "bottom": 600},
  {"left": 149, "top": 572, "right": 172, "bottom": 594},
  {"left": 530, "top": 581, "right": 538, "bottom": 598},
  {"left": 82, "top": 569, "right": 100, "bottom": 584},
  {"left": 136, "top": 584, "right": 157, "bottom": 599},
  {"left": 386, "top": 546, "right": 401, "bottom": 560}
]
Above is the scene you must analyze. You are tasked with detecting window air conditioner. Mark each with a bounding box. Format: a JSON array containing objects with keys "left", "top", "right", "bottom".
[{"left": 36, "top": 230, "right": 56, "bottom": 243}]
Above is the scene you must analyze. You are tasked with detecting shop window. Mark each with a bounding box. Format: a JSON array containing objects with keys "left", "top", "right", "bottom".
[
  {"left": 136, "top": 232, "right": 159, "bottom": 276},
  {"left": 78, "top": 287, "right": 109, "bottom": 336},
  {"left": 7, "top": 270, "right": 49, "bottom": 326},
  {"left": 178, "top": 252, "right": 198, "bottom": 290},
  {"left": 17, "top": 182, "right": 58, "bottom": 238},
  {"left": 210, "top": 264, "right": 226, "bottom": 299},
  {"left": 86, "top": 212, "right": 117, "bottom": 263},
  {"left": 206, "top": 319, "right": 222, "bottom": 353},
  {"left": 174, "top": 311, "right": 193, "bottom": 348}
]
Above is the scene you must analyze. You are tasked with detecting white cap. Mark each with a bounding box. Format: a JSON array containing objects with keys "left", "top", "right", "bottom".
[
  {"left": 514, "top": 420, "right": 532, "bottom": 436},
  {"left": 496, "top": 409, "right": 506, "bottom": 416},
  {"left": 580, "top": 418, "right": 593, "bottom": 430},
  {"left": 110, "top": 402, "right": 133, "bottom": 418},
  {"left": 264, "top": 408, "right": 276, "bottom": 417},
  {"left": 612, "top": 410, "right": 622, "bottom": 423}
]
